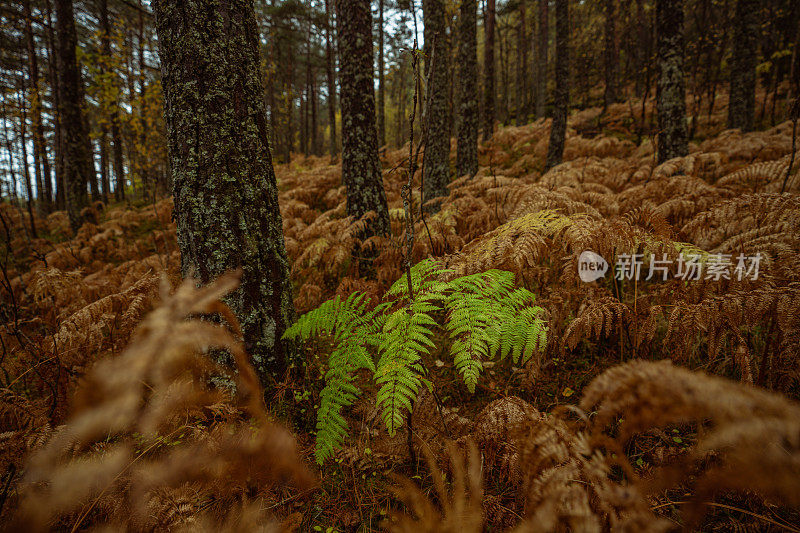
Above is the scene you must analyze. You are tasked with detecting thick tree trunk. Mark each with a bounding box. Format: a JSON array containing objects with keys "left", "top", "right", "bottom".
[
  {"left": 423, "top": 0, "right": 451, "bottom": 210},
  {"left": 334, "top": 0, "right": 390, "bottom": 268},
  {"left": 55, "top": 0, "right": 95, "bottom": 231},
  {"left": 727, "top": 0, "right": 759, "bottom": 131},
  {"left": 152, "top": 0, "right": 298, "bottom": 386},
  {"left": 324, "top": 0, "right": 338, "bottom": 158},
  {"left": 483, "top": 0, "right": 496, "bottom": 140},
  {"left": 545, "top": 0, "right": 569, "bottom": 170},
  {"left": 535, "top": 0, "right": 548, "bottom": 119},
  {"left": 603, "top": 0, "right": 619, "bottom": 109},
  {"left": 516, "top": 0, "right": 528, "bottom": 126},
  {"left": 23, "top": 0, "right": 53, "bottom": 212},
  {"left": 456, "top": 0, "right": 479, "bottom": 178},
  {"left": 655, "top": 0, "right": 689, "bottom": 163},
  {"left": 377, "top": 0, "right": 386, "bottom": 148}
]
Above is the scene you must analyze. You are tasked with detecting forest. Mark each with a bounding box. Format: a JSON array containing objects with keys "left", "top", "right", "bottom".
[{"left": 1, "top": 0, "right": 800, "bottom": 530}]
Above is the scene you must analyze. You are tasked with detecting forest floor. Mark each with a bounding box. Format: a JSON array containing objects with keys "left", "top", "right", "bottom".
[{"left": 2, "top": 95, "right": 800, "bottom": 531}]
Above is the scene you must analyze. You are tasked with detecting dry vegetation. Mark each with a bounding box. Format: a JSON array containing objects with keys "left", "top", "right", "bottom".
[{"left": 2, "top": 94, "right": 800, "bottom": 531}]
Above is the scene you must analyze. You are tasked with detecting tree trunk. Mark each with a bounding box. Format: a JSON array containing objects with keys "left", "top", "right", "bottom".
[
  {"left": 23, "top": 0, "right": 53, "bottom": 212},
  {"left": 655, "top": 0, "right": 689, "bottom": 163},
  {"left": 727, "top": 0, "right": 759, "bottom": 131},
  {"left": 535, "top": 0, "right": 548, "bottom": 119},
  {"left": 456, "top": 0, "right": 479, "bottom": 178},
  {"left": 377, "top": 0, "right": 386, "bottom": 148},
  {"left": 55, "top": 0, "right": 95, "bottom": 231},
  {"left": 516, "top": 0, "right": 528, "bottom": 126},
  {"left": 545, "top": 0, "right": 569, "bottom": 170},
  {"left": 324, "top": 0, "right": 338, "bottom": 158},
  {"left": 152, "top": 0, "right": 298, "bottom": 386},
  {"left": 483, "top": 0, "right": 496, "bottom": 140},
  {"left": 423, "top": 0, "right": 451, "bottom": 210},
  {"left": 603, "top": 0, "right": 619, "bottom": 109},
  {"left": 334, "top": 0, "right": 390, "bottom": 269},
  {"left": 45, "top": 0, "right": 66, "bottom": 211},
  {"left": 17, "top": 90, "right": 39, "bottom": 238},
  {"left": 99, "top": 127, "right": 110, "bottom": 203},
  {"left": 98, "top": 0, "right": 126, "bottom": 201}
]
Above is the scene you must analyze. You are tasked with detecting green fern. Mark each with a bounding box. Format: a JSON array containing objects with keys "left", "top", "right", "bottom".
[{"left": 283, "top": 259, "right": 547, "bottom": 463}]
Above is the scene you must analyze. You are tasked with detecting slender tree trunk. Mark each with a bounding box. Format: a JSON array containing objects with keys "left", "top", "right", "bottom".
[
  {"left": 137, "top": 2, "right": 149, "bottom": 198},
  {"left": 483, "top": 0, "right": 496, "bottom": 140},
  {"left": 457, "top": 0, "right": 479, "bottom": 178},
  {"left": 655, "top": 0, "right": 689, "bottom": 163},
  {"left": 377, "top": 0, "right": 386, "bottom": 148},
  {"left": 727, "top": 0, "right": 759, "bottom": 131},
  {"left": 422, "top": 0, "right": 451, "bottom": 210},
  {"left": 334, "top": 0, "right": 390, "bottom": 270},
  {"left": 17, "top": 90, "right": 39, "bottom": 238},
  {"left": 99, "top": 128, "right": 110, "bottom": 203},
  {"left": 98, "top": 0, "right": 126, "bottom": 201},
  {"left": 635, "top": 0, "right": 647, "bottom": 97},
  {"left": 516, "top": 0, "right": 528, "bottom": 126},
  {"left": 23, "top": 0, "right": 52, "bottom": 212},
  {"left": 45, "top": 0, "right": 66, "bottom": 211},
  {"left": 545, "top": 0, "right": 569, "bottom": 170},
  {"left": 152, "top": 0, "right": 298, "bottom": 386},
  {"left": 603, "top": 0, "right": 619, "bottom": 109},
  {"left": 55, "top": 0, "right": 95, "bottom": 231},
  {"left": 535, "top": 0, "right": 548, "bottom": 119},
  {"left": 324, "top": 0, "right": 338, "bottom": 158}
]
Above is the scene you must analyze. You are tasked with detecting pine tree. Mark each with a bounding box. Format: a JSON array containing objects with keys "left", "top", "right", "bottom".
[
  {"left": 534, "top": 0, "right": 548, "bottom": 119},
  {"left": 727, "top": 0, "right": 759, "bottom": 131},
  {"left": 483, "top": 0, "right": 496, "bottom": 140},
  {"left": 335, "top": 0, "right": 390, "bottom": 264},
  {"left": 152, "top": 0, "right": 298, "bottom": 386},
  {"left": 456, "top": 0, "right": 479, "bottom": 178},
  {"left": 545, "top": 0, "right": 569, "bottom": 170},
  {"left": 324, "top": 0, "right": 338, "bottom": 158},
  {"left": 377, "top": 0, "right": 386, "bottom": 148},
  {"left": 655, "top": 0, "right": 689, "bottom": 163},
  {"left": 516, "top": 0, "right": 528, "bottom": 126},
  {"left": 423, "top": 0, "right": 451, "bottom": 209},
  {"left": 55, "top": 0, "right": 95, "bottom": 231}
]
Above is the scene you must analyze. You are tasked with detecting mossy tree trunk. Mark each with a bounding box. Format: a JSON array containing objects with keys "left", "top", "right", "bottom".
[
  {"left": 55, "top": 0, "right": 94, "bottom": 232},
  {"left": 483, "top": 0, "right": 496, "bottom": 140},
  {"left": 334, "top": 0, "right": 390, "bottom": 267},
  {"left": 545, "top": 0, "right": 569, "bottom": 171},
  {"left": 152, "top": 0, "right": 297, "bottom": 387},
  {"left": 423, "top": 0, "right": 451, "bottom": 209},
  {"left": 456, "top": 0, "right": 479, "bottom": 178},
  {"left": 655, "top": 0, "right": 689, "bottom": 163},
  {"left": 727, "top": 0, "right": 759, "bottom": 132}
]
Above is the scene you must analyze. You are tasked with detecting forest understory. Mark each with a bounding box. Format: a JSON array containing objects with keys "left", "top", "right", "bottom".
[{"left": 2, "top": 89, "right": 800, "bottom": 532}]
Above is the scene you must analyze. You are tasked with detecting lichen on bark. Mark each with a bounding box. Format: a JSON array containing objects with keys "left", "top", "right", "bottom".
[{"left": 152, "top": 0, "right": 296, "bottom": 387}]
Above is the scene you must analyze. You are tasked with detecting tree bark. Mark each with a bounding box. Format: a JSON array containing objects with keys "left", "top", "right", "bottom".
[
  {"left": 483, "top": 0, "right": 496, "bottom": 140},
  {"left": 55, "top": 0, "right": 95, "bottom": 230},
  {"left": 334, "top": 0, "right": 390, "bottom": 269},
  {"left": 655, "top": 0, "right": 689, "bottom": 163},
  {"left": 423, "top": 0, "right": 451, "bottom": 210},
  {"left": 545, "top": 0, "right": 569, "bottom": 170},
  {"left": 456, "top": 0, "right": 479, "bottom": 178},
  {"left": 152, "top": 0, "right": 298, "bottom": 386},
  {"left": 45, "top": 0, "right": 66, "bottom": 211},
  {"left": 727, "top": 0, "right": 759, "bottom": 131}
]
